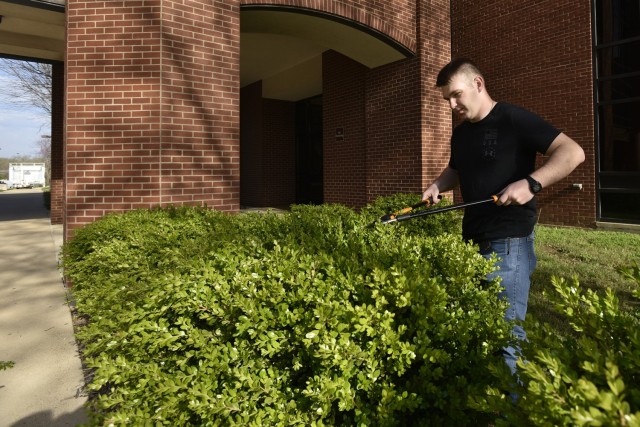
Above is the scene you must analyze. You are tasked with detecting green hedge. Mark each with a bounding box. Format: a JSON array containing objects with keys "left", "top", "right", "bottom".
[
  {"left": 471, "top": 264, "right": 640, "bottom": 426},
  {"left": 63, "top": 197, "right": 511, "bottom": 426},
  {"left": 63, "top": 198, "right": 640, "bottom": 426}
]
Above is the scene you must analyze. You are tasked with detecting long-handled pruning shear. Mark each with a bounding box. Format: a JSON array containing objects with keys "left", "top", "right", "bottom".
[
  {"left": 377, "top": 196, "right": 442, "bottom": 224},
  {"left": 377, "top": 195, "right": 498, "bottom": 225}
]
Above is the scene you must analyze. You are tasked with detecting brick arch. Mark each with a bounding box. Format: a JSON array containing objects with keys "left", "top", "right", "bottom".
[{"left": 240, "top": 1, "right": 417, "bottom": 54}]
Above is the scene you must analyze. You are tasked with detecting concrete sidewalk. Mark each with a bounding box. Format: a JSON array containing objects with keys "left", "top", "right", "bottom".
[{"left": 0, "top": 189, "right": 87, "bottom": 426}]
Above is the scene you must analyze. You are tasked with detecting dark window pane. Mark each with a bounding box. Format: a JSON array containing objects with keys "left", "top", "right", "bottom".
[
  {"left": 600, "top": 172, "right": 640, "bottom": 190},
  {"left": 597, "top": 41, "right": 640, "bottom": 77},
  {"left": 600, "top": 192, "right": 640, "bottom": 223},
  {"left": 598, "top": 75, "right": 640, "bottom": 101},
  {"left": 596, "top": 0, "right": 640, "bottom": 43},
  {"left": 598, "top": 101, "right": 640, "bottom": 172}
]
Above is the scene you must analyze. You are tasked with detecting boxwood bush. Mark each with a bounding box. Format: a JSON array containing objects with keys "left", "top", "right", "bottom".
[
  {"left": 62, "top": 197, "right": 511, "bottom": 426},
  {"left": 470, "top": 264, "right": 640, "bottom": 426}
]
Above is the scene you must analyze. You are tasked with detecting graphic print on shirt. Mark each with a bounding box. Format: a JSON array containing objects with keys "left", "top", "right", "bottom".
[{"left": 483, "top": 129, "right": 498, "bottom": 161}]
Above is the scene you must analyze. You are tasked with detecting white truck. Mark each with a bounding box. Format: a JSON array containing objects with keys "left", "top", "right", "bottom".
[{"left": 8, "top": 163, "right": 46, "bottom": 188}]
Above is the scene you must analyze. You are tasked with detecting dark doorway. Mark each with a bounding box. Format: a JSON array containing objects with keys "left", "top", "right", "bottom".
[{"left": 295, "top": 95, "right": 323, "bottom": 204}]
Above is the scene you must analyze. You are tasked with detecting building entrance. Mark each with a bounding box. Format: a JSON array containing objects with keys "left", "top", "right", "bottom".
[{"left": 295, "top": 95, "right": 323, "bottom": 205}]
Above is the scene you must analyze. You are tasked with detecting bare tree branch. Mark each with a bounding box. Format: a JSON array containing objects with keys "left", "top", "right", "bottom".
[{"left": 0, "top": 59, "right": 52, "bottom": 115}]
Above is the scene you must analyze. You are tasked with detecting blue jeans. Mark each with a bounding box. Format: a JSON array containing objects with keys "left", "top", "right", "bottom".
[{"left": 478, "top": 232, "right": 536, "bottom": 375}]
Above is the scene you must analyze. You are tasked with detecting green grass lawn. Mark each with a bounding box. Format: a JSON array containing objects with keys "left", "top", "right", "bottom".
[{"left": 529, "top": 224, "right": 640, "bottom": 328}]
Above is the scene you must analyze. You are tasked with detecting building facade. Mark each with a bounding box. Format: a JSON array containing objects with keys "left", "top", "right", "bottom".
[{"left": 1, "top": 0, "right": 638, "bottom": 239}]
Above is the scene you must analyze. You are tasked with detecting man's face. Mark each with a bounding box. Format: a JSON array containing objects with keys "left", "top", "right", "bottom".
[{"left": 441, "top": 73, "right": 482, "bottom": 122}]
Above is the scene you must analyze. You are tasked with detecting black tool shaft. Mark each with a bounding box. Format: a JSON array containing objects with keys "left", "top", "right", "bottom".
[{"left": 383, "top": 196, "right": 497, "bottom": 224}]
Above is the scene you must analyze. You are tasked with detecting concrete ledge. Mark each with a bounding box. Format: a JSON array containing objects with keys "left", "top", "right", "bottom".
[{"left": 596, "top": 221, "right": 640, "bottom": 234}]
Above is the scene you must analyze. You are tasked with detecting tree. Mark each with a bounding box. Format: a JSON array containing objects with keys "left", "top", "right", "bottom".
[
  {"left": 37, "top": 135, "right": 52, "bottom": 185},
  {"left": 0, "top": 59, "right": 52, "bottom": 175},
  {"left": 0, "top": 59, "right": 52, "bottom": 115}
]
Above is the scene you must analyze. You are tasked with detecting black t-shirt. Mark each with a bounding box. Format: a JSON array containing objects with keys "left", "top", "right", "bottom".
[{"left": 448, "top": 102, "right": 560, "bottom": 242}]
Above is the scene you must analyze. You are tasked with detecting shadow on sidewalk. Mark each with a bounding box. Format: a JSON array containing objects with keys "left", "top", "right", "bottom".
[
  {"left": 10, "top": 406, "right": 87, "bottom": 427},
  {"left": 0, "top": 189, "right": 49, "bottom": 221}
]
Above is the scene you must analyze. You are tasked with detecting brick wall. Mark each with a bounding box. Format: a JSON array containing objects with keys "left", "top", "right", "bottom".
[
  {"left": 451, "top": 0, "right": 596, "bottom": 227},
  {"left": 364, "top": 0, "right": 450, "bottom": 203},
  {"left": 65, "top": 0, "right": 240, "bottom": 238},
  {"left": 241, "top": 1, "right": 424, "bottom": 208},
  {"left": 262, "top": 98, "right": 295, "bottom": 207},
  {"left": 240, "top": 84, "right": 295, "bottom": 207},
  {"left": 417, "top": 0, "right": 452, "bottom": 194},
  {"left": 240, "top": 82, "right": 263, "bottom": 206},
  {"left": 159, "top": 1, "right": 240, "bottom": 208},
  {"left": 365, "top": 58, "right": 423, "bottom": 201},
  {"left": 310, "top": 1, "right": 451, "bottom": 207},
  {"left": 323, "top": 50, "right": 368, "bottom": 207},
  {"left": 60, "top": 0, "right": 597, "bottom": 237}
]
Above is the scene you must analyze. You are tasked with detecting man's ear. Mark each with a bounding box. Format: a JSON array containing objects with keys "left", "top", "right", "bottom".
[{"left": 474, "top": 75, "right": 485, "bottom": 93}]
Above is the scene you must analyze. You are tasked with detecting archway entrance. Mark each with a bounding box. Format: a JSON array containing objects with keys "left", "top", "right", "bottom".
[{"left": 239, "top": 6, "right": 409, "bottom": 208}]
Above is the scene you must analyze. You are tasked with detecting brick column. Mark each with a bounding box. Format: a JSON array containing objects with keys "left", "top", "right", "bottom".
[
  {"left": 65, "top": 0, "right": 240, "bottom": 238},
  {"left": 363, "top": 0, "right": 451, "bottom": 203},
  {"left": 50, "top": 61, "right": 64, "bottom": 225},
  {"left": 365, "top": 58, "right": 423, "bottom": 201},
  {"left": 418, "top": 0, "right": 452, "bottom": 195},
  {"left": 323, "top": 50, "right": 368, "bottom": 207}
]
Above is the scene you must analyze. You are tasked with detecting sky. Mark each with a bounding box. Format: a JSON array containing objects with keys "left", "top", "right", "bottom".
[{"left": 0, "top": 70, "right": 50, "bottom": 159}]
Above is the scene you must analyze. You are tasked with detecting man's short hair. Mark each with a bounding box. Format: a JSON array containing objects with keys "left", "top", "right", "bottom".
[{"left": 436, "top": 58, "right": 483, "bottom": 87}]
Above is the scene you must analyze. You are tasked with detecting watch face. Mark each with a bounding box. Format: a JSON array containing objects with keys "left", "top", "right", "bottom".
[
  {"left": 528, "top": 177, "right": 541, "bottom": 193},
  {"left": 532, "top": 182, "right": 541, "bottom": 193}
]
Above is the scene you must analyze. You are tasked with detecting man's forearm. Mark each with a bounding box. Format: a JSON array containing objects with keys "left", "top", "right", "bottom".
[
  {"left": 423, "top": 166, "right": 459, "bottom": 201},
  {"left": 432, "top": 166, "right": 460, "bottom": 193},
  {"left": 497, "top": 133, "right": 585, "bottom": 206},
  {"left": 531, "top": 133, "right": 585, "bottom": 189}
]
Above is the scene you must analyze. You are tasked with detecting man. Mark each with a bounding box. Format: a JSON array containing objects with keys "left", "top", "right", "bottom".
[{"left": 422, "top": 58, "right": 585, "bottom": 375}]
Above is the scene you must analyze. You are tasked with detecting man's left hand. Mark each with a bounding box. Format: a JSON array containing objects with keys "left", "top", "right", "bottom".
[{"left": 496, "top": 179, "right": 534, "bottom": 206}]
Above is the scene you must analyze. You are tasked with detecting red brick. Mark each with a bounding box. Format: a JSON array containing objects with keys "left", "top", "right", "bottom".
[{"left": 61, "top": 0, "right": 597, "bottom": 240}]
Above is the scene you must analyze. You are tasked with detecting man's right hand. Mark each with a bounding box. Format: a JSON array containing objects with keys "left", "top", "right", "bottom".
[
  {"left": 423, "top": 166, "right": 460, "bottom": 204},
  {"left": 422, "top": 185, "right": 442, "bottom": 204}
]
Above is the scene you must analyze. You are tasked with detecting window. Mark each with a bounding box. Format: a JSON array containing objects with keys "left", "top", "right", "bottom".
[{"left": 594, "top": 0, "right": 640, "bottom": 223}]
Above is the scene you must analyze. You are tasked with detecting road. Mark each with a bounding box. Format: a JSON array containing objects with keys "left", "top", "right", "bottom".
[{"left": 0, "top": 188, "right": 50, "bottom": 221}]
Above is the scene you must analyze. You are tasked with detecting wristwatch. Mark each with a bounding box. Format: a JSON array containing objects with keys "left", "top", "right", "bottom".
[{"left": 526, "top": 175, "right": 542, "bottom": 194}]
